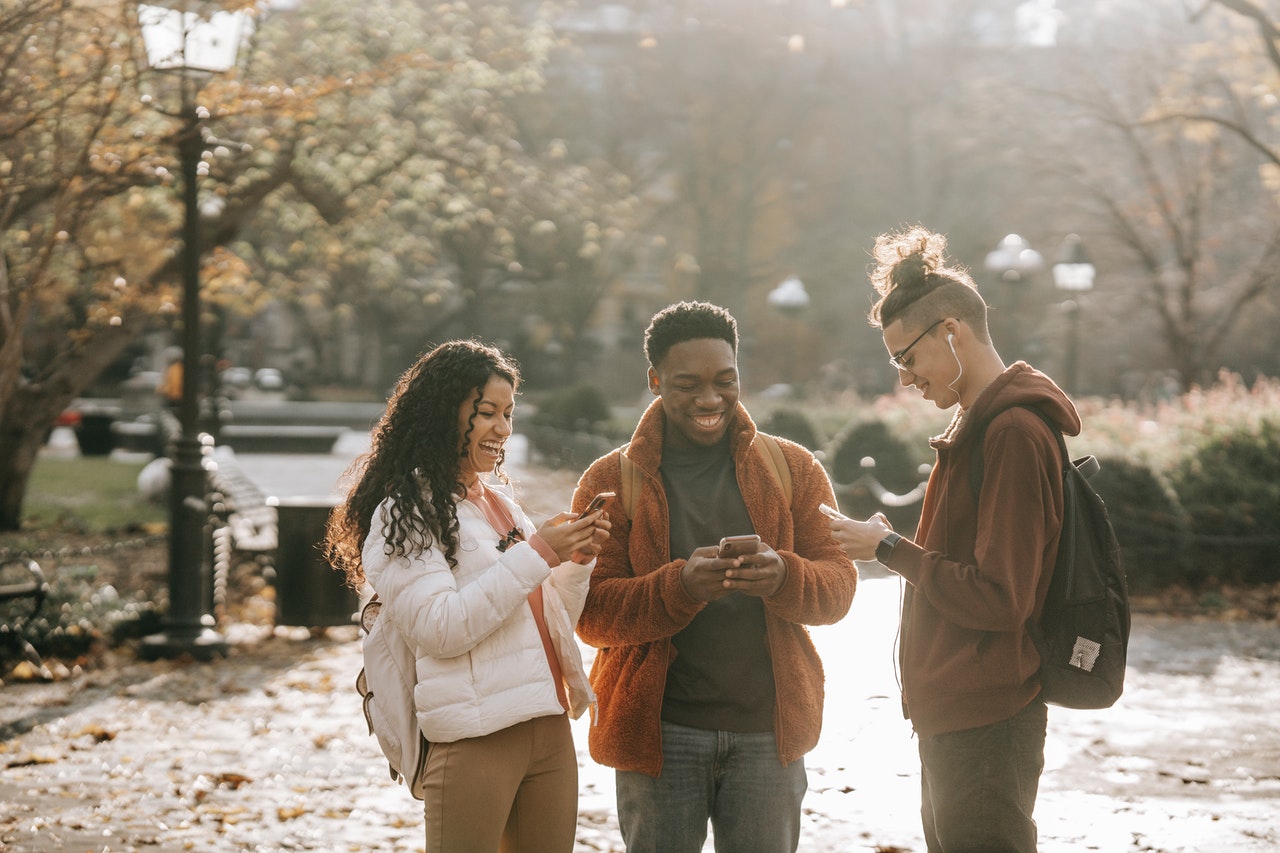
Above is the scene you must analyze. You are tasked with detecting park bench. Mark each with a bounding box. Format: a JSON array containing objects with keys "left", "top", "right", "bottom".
[{"left": 208, "top": 448, "right": 277, "bottom": 554}]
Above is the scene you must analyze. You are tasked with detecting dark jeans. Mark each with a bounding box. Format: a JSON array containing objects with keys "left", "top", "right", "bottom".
[
  {"left": 614, "top": 720, "right": 808, "bottom": 853},
  {"left": 917, "top": 698, "right": 1047, "bottom": 853}
]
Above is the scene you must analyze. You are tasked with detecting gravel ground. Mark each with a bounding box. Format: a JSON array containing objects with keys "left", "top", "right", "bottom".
[{"left": 2, "top": 448, "right": 1278, "bottom": 852}]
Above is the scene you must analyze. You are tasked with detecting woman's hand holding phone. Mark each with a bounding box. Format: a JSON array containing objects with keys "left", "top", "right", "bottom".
[{"left": 564, "top": 491, "right": 614, "bottom": 564}]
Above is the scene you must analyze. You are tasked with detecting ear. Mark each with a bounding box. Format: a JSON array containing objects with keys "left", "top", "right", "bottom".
[
  {"left": 942, "top": 318, "right": 962, "bottom": 343},
  {"left": 647, "top": 366, "right": 660, "bottom": 396}
]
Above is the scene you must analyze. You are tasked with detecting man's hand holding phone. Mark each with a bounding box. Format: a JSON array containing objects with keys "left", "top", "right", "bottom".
[
  {"left": 681, "top": 533, "right": 787, "bottom": 601},
  {"left": 717, "top": 534, "right": 761, "bottom": 559}
]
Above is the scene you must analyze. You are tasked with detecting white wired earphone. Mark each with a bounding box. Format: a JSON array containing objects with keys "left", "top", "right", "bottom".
[{"left": 946, "top": 331, "right": 964, "bottom": 396}]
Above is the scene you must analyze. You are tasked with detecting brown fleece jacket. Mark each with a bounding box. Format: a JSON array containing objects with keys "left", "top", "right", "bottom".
[
  {"left": 884, "top": 362, "right": 1081, "bottom": 736},
  {"left": 573, "top": 400, "right": 857, "bottom": 777}
]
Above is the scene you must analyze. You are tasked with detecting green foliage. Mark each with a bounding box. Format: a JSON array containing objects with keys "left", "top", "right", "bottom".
[
  {"left": 807, "top": 375, "right": 1280, "bottom": 591},
  {"left": 828, "top": 419, "right": 926, "bottom": 533},
  {"left": 529, "top": 383, "right": 613, "bottom": 431},
  {"left": 1090, "top": 456, "right": 1193, "bottom": 591},
  {"left": 1, "top": 564, "right": 160, "bottom": 662},
  {"left": 829, "top": 420, "right": 919, "bottom": 491},
  {"left": 758, "top": 407, "right": 821, "bottom": 451},
  {"left": 1171, "top": 419, "right": 1280, "bottom": 584}
]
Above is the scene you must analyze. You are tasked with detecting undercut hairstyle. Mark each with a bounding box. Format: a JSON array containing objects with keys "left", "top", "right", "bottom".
[
  {"left": 867, "top": 226, "right": 991, "bottom": 343},
  {"left": 324, "top": 339, "right": 520, "bottom": 587},
  {"left": 644, "top": 301, "right": 739, "bottom": 369}
]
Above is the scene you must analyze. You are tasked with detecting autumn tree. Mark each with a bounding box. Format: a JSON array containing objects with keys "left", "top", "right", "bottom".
[
  {"left": 225, "top": 0, "right": 640, "bottom": 391},
  {"left": 998, "top": 1, "right": 1280, "bottom": 391},
  {"left": 0, "top": 0, "right": 635, "bottom": 528},
  {"left": 0, "top": 0, "right": 170, "bottom": 530}
]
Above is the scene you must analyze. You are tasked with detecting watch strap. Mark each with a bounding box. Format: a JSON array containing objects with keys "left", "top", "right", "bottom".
[{"left": 876, "top": 532, "right": 903, "bottom": 565}]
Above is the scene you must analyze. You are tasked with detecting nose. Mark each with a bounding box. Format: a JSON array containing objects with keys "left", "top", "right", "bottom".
[
  {"left": 897, "top": 367, "right": 914, "bottom": 386},
  {"left": 496, "top": 416, "right": 513, "bottom": 436},
  {"left": 694, "top": 386, "right": 722, "bottom": 408}
]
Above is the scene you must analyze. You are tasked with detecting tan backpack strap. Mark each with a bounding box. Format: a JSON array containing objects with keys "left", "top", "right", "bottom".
[
  {"left": 755, "top": 433, "right": 793, "bottom": 506},
  {"left": 619, "top": 443, "right": 642, "bottom": 519}
]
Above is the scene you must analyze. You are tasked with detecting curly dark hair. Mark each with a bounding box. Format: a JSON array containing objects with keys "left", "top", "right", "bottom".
[
  {"left": 643, "top": 301, "right": 739, "bottom": 369},
  {"left": 325, "top": 340, "right": 521, "bottom": 588},
  {"left": 867, "top": 225, "right": 990, "bottom": 342}
]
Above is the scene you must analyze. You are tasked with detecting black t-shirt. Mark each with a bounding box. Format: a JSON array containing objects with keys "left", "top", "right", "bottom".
[{"left": 660, "top": 438, "right": 777, "bottom": 733}]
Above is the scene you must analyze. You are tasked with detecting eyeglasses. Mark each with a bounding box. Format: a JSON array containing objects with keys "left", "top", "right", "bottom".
[{"left": 888, "top": 319, "right": 944, "bottom": 371}]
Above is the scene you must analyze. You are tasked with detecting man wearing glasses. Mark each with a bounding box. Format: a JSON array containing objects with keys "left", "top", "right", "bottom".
[{"left": 827, "top": 226, "right": 1081, "bottom": 853}]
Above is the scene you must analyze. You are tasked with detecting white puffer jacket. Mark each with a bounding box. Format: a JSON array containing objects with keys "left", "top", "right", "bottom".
[{"left": 362, "top": 482, "right": 595, "bottom": 744}]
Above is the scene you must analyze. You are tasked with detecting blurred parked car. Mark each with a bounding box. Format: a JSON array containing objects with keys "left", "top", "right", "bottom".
[
  {"left": 254, "top": 368, "right": 285, "bottom": 392},
  {"left": 221, "top": 366, "right": 252, "bottom": 394}
]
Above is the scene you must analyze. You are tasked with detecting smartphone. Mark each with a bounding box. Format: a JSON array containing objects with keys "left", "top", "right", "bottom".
[
  {"left": 819, "top": 503, "right": 846, "bottom": 521},
  {"left": 717, "top": 534, "right": 761, "bottom": 559},
  {"left": 576, "top": 491, "right": 616, "bottom": 520}
]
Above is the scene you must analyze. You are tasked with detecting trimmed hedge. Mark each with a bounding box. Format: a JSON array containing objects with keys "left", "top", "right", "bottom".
[
  {"left": 758, "top": 407, "right": 822, "bottom": 451},
  {"left": 1090, "top": 456, "right": 1192, "bottom": 592},
  {"left": 1171, "top": 420, "right": 1280, "bottom": 584}
]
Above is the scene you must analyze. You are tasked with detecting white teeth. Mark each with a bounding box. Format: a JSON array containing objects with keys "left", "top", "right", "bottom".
[{"left": 694, "top": 414, "right": 722, "bottom": 428}]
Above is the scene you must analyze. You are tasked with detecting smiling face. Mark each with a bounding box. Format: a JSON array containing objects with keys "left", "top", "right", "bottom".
[
  {"left": 457, "top": 375, "right": 516, "bottom": 482},
  {"left": 650, "top": 337, "right": 740, "bottom": 449},
  {"left": 883, "top": 317, "right": 961, "bottom": 410}
]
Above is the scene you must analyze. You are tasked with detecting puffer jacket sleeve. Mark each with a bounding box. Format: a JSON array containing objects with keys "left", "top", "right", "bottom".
[
  {"left": 506, "top": 495, "right": 596, "bottom": 624},
  {"left": 362, "top": 500, "right": 553, "bottom": 659}
]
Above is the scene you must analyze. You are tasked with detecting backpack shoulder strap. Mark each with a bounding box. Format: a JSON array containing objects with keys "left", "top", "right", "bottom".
[
  {"left": 755, "top": 433, "right": 793, "bottom": 506},
  {"left": 619, "top": 435, "right": 794, "bottom": 517},
  {"left": 619, "top": 443, "right": 643, "bottom": 519}
]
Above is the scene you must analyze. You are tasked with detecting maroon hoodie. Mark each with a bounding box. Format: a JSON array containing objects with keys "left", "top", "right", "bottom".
[{"left": 883, "top": 362, "right": 1081, "bottom": 736}]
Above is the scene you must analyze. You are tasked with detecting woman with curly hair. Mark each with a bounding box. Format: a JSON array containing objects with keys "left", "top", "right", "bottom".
[{"left": 326, "top": 339, "right": 609, "bottom": 853}]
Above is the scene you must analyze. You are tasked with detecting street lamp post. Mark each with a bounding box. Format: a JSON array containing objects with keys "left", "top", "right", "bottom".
[
  {"left": 137, "top": 2, "right": 249, "bottom": 660},
  {"left": 983, "top": 233, "right": 1044, "bottom": 360},
  {"left": 767, "top": 276, "right": 811, "bottom": 389},
  {"left": 1051, "top": 233, "right": 1096, "bottom": 394}
]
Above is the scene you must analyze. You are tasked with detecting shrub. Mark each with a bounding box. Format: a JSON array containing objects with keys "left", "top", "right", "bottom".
[
  {"left": 829, "top": 420, "right": 919, "bottom": 491},
  {"left": 530, "top": 383, "right": 612, "bottom": 431},
  {"left": 1090, "top": 456, "right": 1193, "bottom": 591},
  {"left": 759, "top": 407, "right": 822, "bottom": 451},
  {"left": 525, "top": 383, "right": 616, "bottom": 469},
  {"left": 1171, "top": 420, "right": 1280, "bottom": 584},
  {"left": 1, "top": 563, "right": 161, "bottom": 663},
  {"left": 828, "top": 419, "right": 926, "bottom": 533}
]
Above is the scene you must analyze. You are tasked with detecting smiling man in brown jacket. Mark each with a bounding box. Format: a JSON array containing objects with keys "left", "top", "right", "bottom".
[{"left": 573, "top": 301, "right": 856, "bottom": 853}]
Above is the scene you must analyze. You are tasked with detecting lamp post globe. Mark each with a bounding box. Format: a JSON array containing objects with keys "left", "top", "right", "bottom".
[
  {"left": 137, "top": 2, "right": 250, "bottom": 661},
  {"left": 767, "top": 275, "right": 811, "bottom": 317}
]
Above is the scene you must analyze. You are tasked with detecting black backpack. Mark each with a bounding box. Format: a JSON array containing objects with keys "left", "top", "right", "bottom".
[{"left": 970, "top": 406, "right": 1130, "bottom": 710}]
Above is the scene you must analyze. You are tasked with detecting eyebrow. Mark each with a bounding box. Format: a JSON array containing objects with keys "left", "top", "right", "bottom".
[{"left": 672, "top": 368, "right": 738, "bottom": 380}]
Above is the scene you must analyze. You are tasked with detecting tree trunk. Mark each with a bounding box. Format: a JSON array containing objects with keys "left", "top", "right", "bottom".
[
  {"left": 0, "top": 386, "right": 64, "bottom": 527},
  {"left": 0, "top": 324, "right": 139, "bottom": 530}
]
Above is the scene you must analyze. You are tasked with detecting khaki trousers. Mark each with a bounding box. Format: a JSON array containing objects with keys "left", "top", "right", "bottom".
[{"left": 422, "top": 712, "right": 578, "bottom": 853}]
